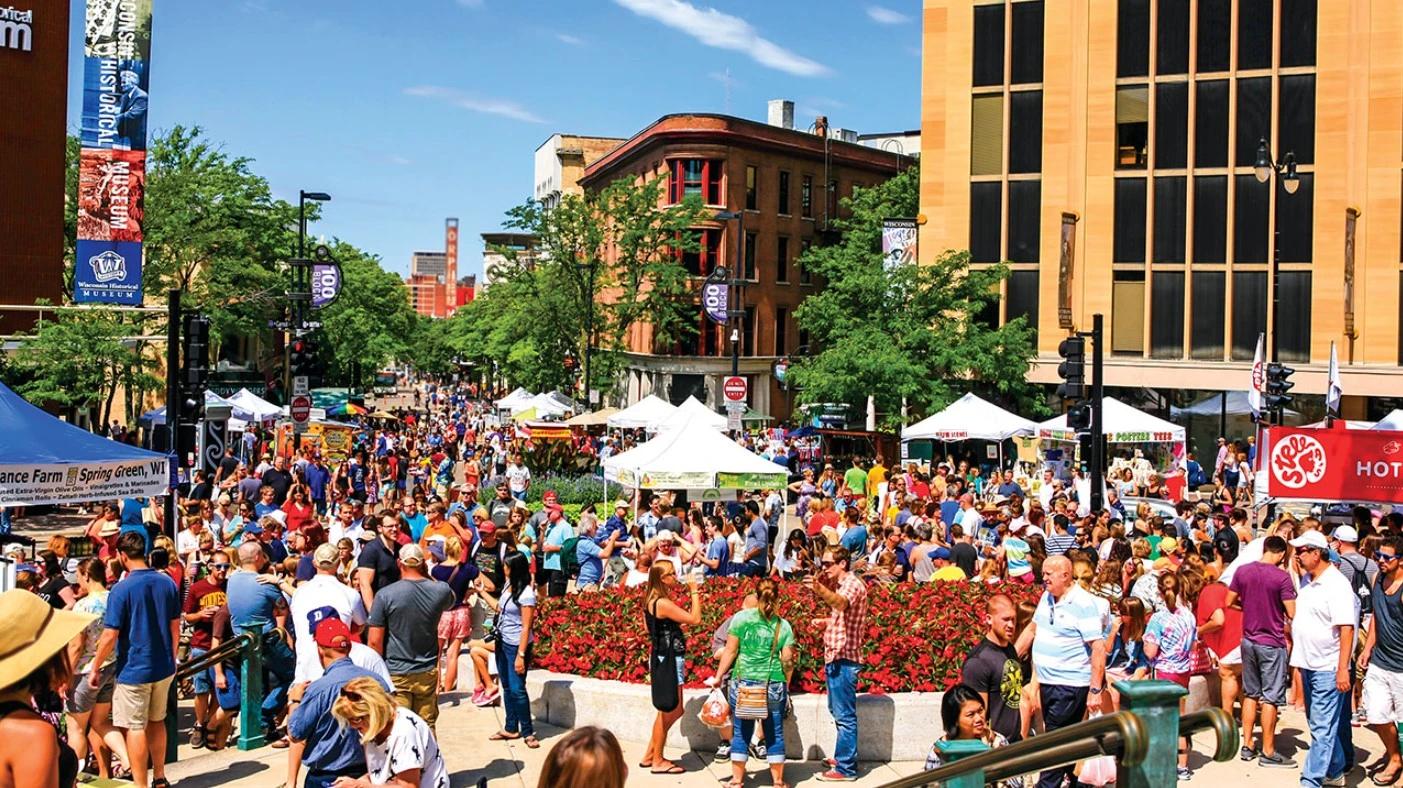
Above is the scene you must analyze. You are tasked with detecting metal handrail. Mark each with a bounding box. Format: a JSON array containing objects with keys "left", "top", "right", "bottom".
[
  {"left": 1181, "top": 708, "right": 1240, "bottom": 761},
  {"left": 874, "top": 710, "right": 1147, "bottom": 788},
  {"left": 176, "top": 632, "right": 256, "bottom": 681}
]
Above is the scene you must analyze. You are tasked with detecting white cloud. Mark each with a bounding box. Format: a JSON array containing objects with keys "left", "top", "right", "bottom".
[
  {"left": 403, "top": 86, "right": 546, "bottom": 124},
  {"left": 613, "top": 0, "right": 830, "bottom": 77},
  {"left": 386, "top": 154, "right": 413, "bottom": 166},
  {"left": 555, "top": 32, "right": 585, "bottom": 45},
  {"left": 866, "top": 5, "right": 910, "bottom": 24}
]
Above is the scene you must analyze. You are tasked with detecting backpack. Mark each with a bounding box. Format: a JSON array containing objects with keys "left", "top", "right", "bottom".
[
  {"left": 560, "top": 535, "right": 582, "bottom": 577},
  {"left": 1342, "top": 552, "right": 1374, "bottom": 616}
]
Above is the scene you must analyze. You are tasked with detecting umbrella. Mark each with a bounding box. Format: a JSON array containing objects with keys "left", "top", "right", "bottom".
[
  {"left": 368, "top": 410, "right": 400, "bottom": 421},
  {"left": 327, "top": 402, "right": 368, "bottom": 418}
]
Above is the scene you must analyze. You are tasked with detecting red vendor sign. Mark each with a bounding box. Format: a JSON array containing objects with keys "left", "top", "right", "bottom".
[{"left": 1262, "top": 425, "right": 1403, "bottom": 503}]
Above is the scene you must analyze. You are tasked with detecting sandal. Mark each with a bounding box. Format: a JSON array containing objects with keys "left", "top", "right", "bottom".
[
  {"left": 1375, "top": 769, "right": 1403, "bottom": 786},
  {"left": 523, "top": 735, "right": 540, "bottom": 749},
  {"left": 488, "top": 731, "right": 521, "bottom": 741},
  {"left": 650, "top": 762, "right": 686, "bottom": 775}
]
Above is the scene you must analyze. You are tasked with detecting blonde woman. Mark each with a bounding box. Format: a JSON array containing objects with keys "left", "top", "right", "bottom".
[
  {"left": 329, "top": 677, "right": 448, "bottom": 788},
  {"left": 640, "top": 561, "right": 701, "bottom": 775}
]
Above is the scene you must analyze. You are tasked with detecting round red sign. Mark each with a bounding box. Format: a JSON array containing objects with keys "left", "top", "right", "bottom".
[
  {"left": 723, "top": 376, "right": 747, "bottom": 402},
  {"left": 290, "top": 395, "right": 312, "bottom": 422}
]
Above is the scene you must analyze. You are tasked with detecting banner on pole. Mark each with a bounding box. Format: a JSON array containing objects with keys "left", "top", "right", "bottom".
[
  {"left": 75, "top": 0, "right": 153, "bottom": 305},
  {"left": 702, "top": 267, "right": 727, "bottom": 325},
  {"left": 310, "top": 262, "right": 343, "bottom": 309},
  {"left": 881, "top": 218, "right": 917, "bottom": 271},
  {"left": 1263, "top": 425, "right": 1403, "bottom": 504}
]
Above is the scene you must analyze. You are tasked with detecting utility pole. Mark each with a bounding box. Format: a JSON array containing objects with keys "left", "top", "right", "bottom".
[
  {"left": 1090, "top": 313, "right": 1105, "bottom": 512},
  {"left": 731, "top": 211, "right": 745, "bottom": 377},
  {"left": 164, "top": 289, "right": 181, "bottom": 538}
]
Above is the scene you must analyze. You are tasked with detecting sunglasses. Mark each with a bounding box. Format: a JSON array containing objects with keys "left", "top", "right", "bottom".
[
  {"left": 211, "top": 563, "right": 232, "bottom": 570},
  {"left": 1378, "top": 552, "right": 1399, "bottom": 563},
  {"left": 820, "top": 560, "right": 837, "bottom": 568}
]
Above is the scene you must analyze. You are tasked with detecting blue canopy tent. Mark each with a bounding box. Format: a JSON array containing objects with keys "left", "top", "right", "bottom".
[{"left": 0, "top": 382, "right": 170, "bottom": 507}]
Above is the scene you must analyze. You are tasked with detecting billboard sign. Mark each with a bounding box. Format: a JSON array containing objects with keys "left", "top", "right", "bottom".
[{"left": 74, "top": 0, "right": 153, "bottom": 305}]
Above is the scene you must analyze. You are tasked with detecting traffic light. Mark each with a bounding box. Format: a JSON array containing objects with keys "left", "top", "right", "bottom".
[
  {"left": 1068, "top": 402, "right": 1092, "bottom": 432},
  {"left": 289, "top": 338, "right": 314, "bottom": 377},
  {"left": 1264, "top": 362, "right": 1296, "bottom": 411},
  {"left": 179, "top": 313, "right": 210, "bottom": 425},
  {"left": 1057, "top": 336, "right": 1085, "bottom": 400}
]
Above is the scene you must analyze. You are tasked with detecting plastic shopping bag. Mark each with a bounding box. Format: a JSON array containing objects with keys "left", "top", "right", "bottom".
[
  {"left": 699, "top": 687, "right": 731, "bottom": 728},
  {"left": 1076, "top": 712, "right": 1117, "bottom": 786}
]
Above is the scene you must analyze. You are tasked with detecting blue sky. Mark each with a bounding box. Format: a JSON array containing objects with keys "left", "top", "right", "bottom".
[{"left": 66, "top": 0, "right": 920, "bottom": 277}]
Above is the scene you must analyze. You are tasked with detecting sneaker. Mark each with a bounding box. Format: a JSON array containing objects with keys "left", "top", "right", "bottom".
[
  {"left": 1177, "top": 767, "right": 1192, "bottom": 781},
  {"left": 815, "top": 770, "right": 857, "bottom": 782},
  {"left": 714, "top": 744, "right": 731, "bottom": 762},
  {"left": 469, "top": 687, "right": 485, "bottom": 706},
  {"left": 1259, "top": 752, "right": 1298, "bottom": 768},
  {"left": 1323, "top": 776, "right": 1346, "bottom": 787},
  {"left": 749, "top": 741, "right": 767, "bottom": 760},
  {"left": 189, "top": 727, "right": 206, "bottom": 749},
  {"left": 483, "top": 687, "right": 501, "bottom": 706},
  {"left": 1239, "top": 746, "right": 1259, "bottom": 762},
  {"left": 824, "top": 758, "right": 837, "bottom": 768}
]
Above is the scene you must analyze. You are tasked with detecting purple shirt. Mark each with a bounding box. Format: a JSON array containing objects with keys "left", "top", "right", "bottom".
[{"left": 1228, "top": 561, "right": 1297, "bottom": 649}]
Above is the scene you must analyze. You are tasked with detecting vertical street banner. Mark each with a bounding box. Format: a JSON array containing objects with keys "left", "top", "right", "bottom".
[
  {"left": 881, "top": 218, "right": 917, "bottom": 271},
  {"left": 74, "top": 0, "right": 153, "bottom": 305}
]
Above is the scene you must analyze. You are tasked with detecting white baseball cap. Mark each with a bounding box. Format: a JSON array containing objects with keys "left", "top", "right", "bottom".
[
  {"left": 1289, "top": 530, "right": 1329, "bottom": 551},
  {"left": 1332, "top": 525, "right": 1360, "bottom": 544}
]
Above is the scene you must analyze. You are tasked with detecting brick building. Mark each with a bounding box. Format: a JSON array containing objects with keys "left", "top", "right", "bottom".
[{"left": 579, "top": 105, "right": 914, "bottom": 419}]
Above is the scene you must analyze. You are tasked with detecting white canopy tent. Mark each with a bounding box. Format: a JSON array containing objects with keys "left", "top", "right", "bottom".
[
  {"left": 1171, "top": 390, "right": 1300, "bottom": 419},
  {"left": 227, "top": 388, "right": 282, "bottom": 425},
  {"left": 604, "top": 418, "right": 789, "bottom": 489},
  {"left": 511, "top": 393, "right": 572, "bottom": 419},
  {"left": 902, "top": 393, "right": 1038, "bottom": 442},
  {"left": 1375, "top": 410, "right": 1403, "bottom": 431},
  {"left": 606, "top": 394, "right": 678, "bottom": 430},
  {"left": 140, "top": 390, "right": 247, "bottom": 426},
  {"left": 652, "top": 396, "right": 727, "bottom": 433},
  {"left": 1038, "top": 397, "right": 1186, "bottom": 443},
  {"left": 494, "top": 387, "right": 535, "bottom": 410}
]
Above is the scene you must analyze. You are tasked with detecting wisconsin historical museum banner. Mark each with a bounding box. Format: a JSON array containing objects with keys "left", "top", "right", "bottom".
[{"left": 74, "top": 0, "right": 153, "bottom": 305}]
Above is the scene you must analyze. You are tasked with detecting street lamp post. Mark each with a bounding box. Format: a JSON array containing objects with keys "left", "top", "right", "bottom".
[
  {"left": 1252, "top": 137, "right": 1299, "bottom": 424},
  {"left": 713, "top": 210, "right": 745, "bottom": 377},
  {"left": 288, "top": 190, "right": 330, "bottom": 444}
]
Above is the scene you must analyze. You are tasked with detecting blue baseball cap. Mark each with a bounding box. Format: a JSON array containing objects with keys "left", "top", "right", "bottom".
[{"left": 932, "top": 547, "right": 952, "bottom": 561}]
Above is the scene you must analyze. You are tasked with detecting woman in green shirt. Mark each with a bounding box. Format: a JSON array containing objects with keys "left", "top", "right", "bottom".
[{"left": 714, "top": 578, "right": 796, "bottom": 788}]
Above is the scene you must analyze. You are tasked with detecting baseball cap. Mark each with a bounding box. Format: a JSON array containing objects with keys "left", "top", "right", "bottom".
[
  {"left": 1290, "top": 530, "right": 1329, "bottom": 551},
  {"left": 313, "top": 543, "right": 339, "bottom": 568},
  {"left": 1332, "top": 525, "right": 1360, "bottom": 544},
  {"left": 427, "top": 542, "right": 446, "bottom": 563},
  {"left": 614, "top": 499, "right": 630, "bottom": 510},
  {"left": 243, "top": 521, "right": 264, "bottom": 536},
  {"left": 314, "top": 618, "right": 353, "bottom": 649},
  {"left": 932, "top": 547, "right": 952, "bottom": 561},
  {"left": 543, "top": 490, "right": 559, "bottom": 506},
  {"left": 477, "top": 521, "right": 497, "bottom": 535},
  {"left": 1159, "top": 536, "right": 1179, "bottom": 554},
  {"left": 398, "top": 543, "right": 426, "bottom": 566}
]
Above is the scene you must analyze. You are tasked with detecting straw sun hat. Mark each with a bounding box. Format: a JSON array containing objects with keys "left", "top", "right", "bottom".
[{"left": 0, "top": 590, "right": 95, "bottom": 691}]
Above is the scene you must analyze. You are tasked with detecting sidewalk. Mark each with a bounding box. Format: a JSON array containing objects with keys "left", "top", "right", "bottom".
[{"left": 163, "top": 692, "right": 1349, "bottom": 787}]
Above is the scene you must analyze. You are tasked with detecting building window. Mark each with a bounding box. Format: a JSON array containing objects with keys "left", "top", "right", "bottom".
[
  {"left": 971, "top": 95, "right": 1005, "bottom": 176},
  {"left": 970, "top": 182, "right": 1002, "bottom": 263},
  {"left": 1112, "top": 271, "right": 1146, "bottom": 355},
  {"left": 1010, "top": 1, "right": 1044, "bottom": 84},
  {"left": 801, "top": 175, "right": 813, "bottom": 218},
  {"left": 1196, "top": 0, "right": 1230, "bottom": 72},
  {"left": 1192, "top": 176, "right": 1227, "bottom": 264},
  {"left": 775, "top": 306, "right": 788, "bottom": 356},
  {"left": 743, "top": 306, "right": 756, "bottom": 357},
  {"left": 778, "top": 170, "right": 790, "bottom": 215},
  {"left": 777, "top": 236, "right": 789, "bottom": 283},
  {"left": 1280, "top": 0, "right": 1317, "bottom": 67},
  {"left": 973, "top": 3, "right": 1005, "bottom": 87},
  {"left": 1152, "top": 176, "right": 1186, "bottom": 264},
  {"left": 1156, "top": 0, "right": 1189, "bottom": 75},
  {"left": 1116, "top": 87, "right": 1148, "bottom": 169},
  {"left": 680, "top": 228, "right": 721, "bottom": 276},
  {"left": 1007, "top": 270, "right": 1039, "bottom": 334},
  {"left": 798, "top": 328, "right": 811, "bottom": 354},
  {"left": 1007, "top": 180, "right": 1041, "bottom": 263},
  {"left": 745, "top": 165, "right": 757, "bottom": 211},
  {"left": 1008, "top": 91, "right": 1043, "bottom": 174},
  {"left": 1231, "top": 271, "right": 1267, "bottom": 360},
  {"left": 670, "top": 159, "right": 723, "bottom": 205},
  {"left": 1238, "top": 0, "right": 1272, "bottom": 70},
  {"left": 1195, "top": 80, "right": 1229, "bottom": 168},
  {"left": 1278, "top": 271, "right": 1312, "bottom": 363},
  {"left": 1191, "top": 270, "right": 1226, "bottom": 360},
  {"left": 1236, "top": 77, "right": 1272, "bottom": 167},
  {"left": 1277, "top": 172, "right": 1314, "bottom": 263},
  {"left": 1113, "top": 178, "right": 1147, "bottom": 263},
  {"left": 1151, "top": 271, "right": 1185, "bottom": 358},
  {"left": 1155, "top": 83, "right": 1188, "bottom": 170},
  {"left": 1234, "top": 174, "right": 1270, "bottom": 264},
  {"left": 1117, "top": 0, "right": 1149, "bottom": 78},
  {"left": 744, "top": 231, "right": 757, "bottom": 280},
  {"left": 1279, "top": 74, "right": 1316, "bottom": 164},
  {"left": 800, "top": 239, "right": 813, "bottom": 284}
]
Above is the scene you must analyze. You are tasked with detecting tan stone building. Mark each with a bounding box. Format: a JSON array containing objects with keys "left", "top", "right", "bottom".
[
  {"left": 534, "top": 134, "right": 627, "bottom": 211},
  {"left": 919, "top": 0, "right": 1403, "bottom": 428}
]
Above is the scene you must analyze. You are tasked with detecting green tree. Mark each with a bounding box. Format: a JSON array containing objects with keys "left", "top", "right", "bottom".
[{"left": 789, "top": 165, "right": 1041, "bottom": 429}]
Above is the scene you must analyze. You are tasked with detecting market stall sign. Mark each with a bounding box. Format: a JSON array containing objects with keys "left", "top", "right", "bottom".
[{"left": 1263, "top": 425, "right": 1403, "bottom": 504}]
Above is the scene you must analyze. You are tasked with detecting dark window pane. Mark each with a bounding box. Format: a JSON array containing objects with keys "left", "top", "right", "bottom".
[
  {"left": 1112, "top": 271, "right": 1146, "bottom": 355},
  {"left": 974, "top": 4, "right": 1005, "bottom": 87},
  {"left": 744, "top": 231, "right": 757, "bottom": 280},
  {"left": 1196, "top": 0, "right": 1230, "bottom": 72},
  {"left": 1007, "top": 270, "right": 1040, "bottom": 332},
  {"left": 1278, "top": 172, "right": 1314, "bottom": 263},
  {"left": 1156, "top": 0, "right": 1189, "bottom": 75},
  {"left": 775, "top": 306, "right": 788, "bottom": 355},
  {"left": 1116, "top": 87, "right": 1149, "bottom": 169},
  {"left": 745, "top": 165, "right": 757, "bottom": 210},
  {"left": 1008, "top": 180, "right": 1041, "bottom": 262},
  {"left": 1193, "top": 176, "right": 1227, "bottom": 264},
  {"left": 1154, "top": 82, "right": 1188, "bottom": 169},
  {"left": 1009, "top": 91, "right": 1043, "bottom": 173},
  {"left": 1153, "top": 176, "right": 1187, "bottom": 263},
  {"left": 1191, "top": 270, "right": 1226, "bottom": 360},
  {"left": 1236, "top": 77, "right": 1272, "bottom": 170},
  {"left": 1231, "top": 271, "right": 1267, "bottom": 360},
  {"left": 1195, "top": 80, "right": 1229, "bottom": 168},
  {"left": 1238, "top": 0, "right": 1273, "bottom": 70},
  {"left": 778, "top": 171, "right": 790, "bottom": 214},
  {"left": 1234, "top": 174, "right": 1270, "bottom": 263},
  {"left": 1114, "top": 178, "right": 1147, "bottom": 263},
  {"left": 1011, "top": 1, "right": 1044, "bottom": 83},
  {"left": 1279, "top": 74, "right": 1316, "bottom": 165},
  {"left": 1278, "top": 271, "right": 1312, "bottom": 363},
  {"left": 777, "top": 236, "right": 789, "bottom": 282},
  {"left": 1280, "top": 0, "right": 1317, "bottom": 67},
  {"left": 1117, "top": 0, "right": 1149, "bottom": 77},
  {"left": 1151, "top": 271, "right": 1185, "bottom": 358},
  {"left": 743, "top": 306, "right": 755, "bottom": 356},
  {"left": 970, "top": 182, "right": 1002, "bottom": 263}
]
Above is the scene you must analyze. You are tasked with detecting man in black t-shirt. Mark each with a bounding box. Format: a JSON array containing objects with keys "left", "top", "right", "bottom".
[
  {"left": 949, "top": 524, "right": 979, "bottom": 578},
  {"left": 261, "top": 456, "right": 294, "bottom": 505},
  {"left": 961, "top": 593, "right": 1024, "bottom": 742},
  {"left": 354, "top": 514, "right": 402, "bottom": 612}
]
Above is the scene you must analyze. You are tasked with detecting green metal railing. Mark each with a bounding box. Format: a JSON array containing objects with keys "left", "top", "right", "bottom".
[
  {"left": 876, "top": 680, "right": 1239, "bottom": 788},
  {"left": 171, "top": 627, "right": 278, "bottom": 758}
]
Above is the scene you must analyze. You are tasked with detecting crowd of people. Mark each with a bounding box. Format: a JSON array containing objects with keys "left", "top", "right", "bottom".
[{"left": 0, "top": 379, "right": 1390, "bottom": 788}]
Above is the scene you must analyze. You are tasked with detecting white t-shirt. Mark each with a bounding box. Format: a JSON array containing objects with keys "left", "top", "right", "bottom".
[
  {"left": 344, "top": 641, "right": 394, "bottom": 686},
  {"left": 176, "top": 528, "right": 204, "bottom": 559},
  {"left": 365, "top": 707, "right": 449, "bottom": 788},
  {"left": 505, "top": 464, "right": 531, "bottom": 493},
  {"left": 289, "top": 574, "right": 368, "bottom": 683},
  {"left": 1290, "top": 566, "right": 1359, "bottom": 671}
]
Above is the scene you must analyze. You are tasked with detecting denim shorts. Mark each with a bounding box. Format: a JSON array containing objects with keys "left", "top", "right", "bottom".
[{"left": 189, "top": 648, "right": 213, "bottom": 694}]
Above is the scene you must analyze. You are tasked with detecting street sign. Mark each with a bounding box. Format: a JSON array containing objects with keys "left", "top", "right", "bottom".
[
  {"left": 292, "top": 376, "right": 309, "bottom": 396},
  {"left": 290, "top": 395, "right": 312, "bottom": 433},
  {"left": 727, "top": 409, "right": 743, "bottom": 431},
  {"left": 723, "top": 375, "right": 748, "bottom": 403}
]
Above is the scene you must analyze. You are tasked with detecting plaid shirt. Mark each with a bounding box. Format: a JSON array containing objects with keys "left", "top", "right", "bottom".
[{"left": 823, "top": 572, "right": 869, "bottom": 664}]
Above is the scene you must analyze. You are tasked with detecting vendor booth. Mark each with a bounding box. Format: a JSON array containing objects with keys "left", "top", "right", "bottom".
[
  {"left": 901, "top": 392, "right": 1039, "bottom": 479},
  {"left": 1039, "top": 397, "right": 1188, "bottom": 499},
  {"left": 605, "top": 418, "right": 789, "bottom": 490},
  {"left": 652, "top": 396, "right": 727, "bottom": 433},
  {"left": 563, "top": 407, "right": 619, "bottom": 428},
  {"left": 274, "top": 420, "right": 356, "bottom": 461},
  {"left": 494, "top": 387, "right": 535, "bottom": 411},
  {"left": 606, "top": 394, "right": 678, "bottom": 430}
]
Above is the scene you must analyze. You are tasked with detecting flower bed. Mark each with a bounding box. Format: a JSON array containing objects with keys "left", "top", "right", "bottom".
[{"left": 533, "top": 578, "right": 1039, "bottom": 694}]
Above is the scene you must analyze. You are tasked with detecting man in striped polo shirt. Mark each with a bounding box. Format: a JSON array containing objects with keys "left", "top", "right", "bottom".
[{"left": 1016, "top": 554, "right": 1108, "bottom": 788}]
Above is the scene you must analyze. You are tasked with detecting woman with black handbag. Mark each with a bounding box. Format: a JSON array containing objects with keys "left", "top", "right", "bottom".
[
  {"left": 713, "top": 578, "right": 796, "bottom": 788},
  {"left": 640, "top": 561, "right": 701, "bottom": 776}
]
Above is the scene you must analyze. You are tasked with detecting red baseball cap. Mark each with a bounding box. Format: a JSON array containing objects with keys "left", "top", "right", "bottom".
[
  {"left": 314, "top": 618, "right": 352, "bottom": 649},
  {"left": 543, "top": 490, "right": 559, "bottom": 506}
]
